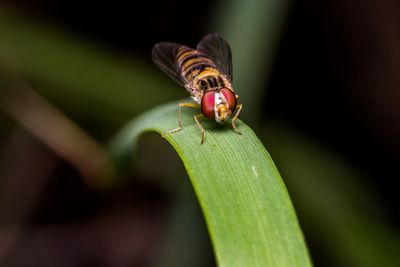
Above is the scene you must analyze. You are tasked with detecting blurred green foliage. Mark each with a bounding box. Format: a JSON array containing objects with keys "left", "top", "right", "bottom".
[
  {"left": 264, "top": 123, "right": 400, "bottom": 267},
  {"left": 0, "top": 9, "right": 180, "bottom": 129}
]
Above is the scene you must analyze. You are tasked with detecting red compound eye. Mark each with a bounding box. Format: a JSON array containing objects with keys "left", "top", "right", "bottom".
[
  {"left": 220, "top": 88, "right": 237, "bottom": 112},
  {"left": 201, "top": 90, "right": 216, "bottom": 118}
]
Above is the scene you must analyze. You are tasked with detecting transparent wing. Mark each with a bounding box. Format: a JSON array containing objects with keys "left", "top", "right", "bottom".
[
  {"left": 196, "top": 33, "right": 233, "bottom": 81},
  {"left": 151, "top": 42, "right": 189, "bottom": 86}
]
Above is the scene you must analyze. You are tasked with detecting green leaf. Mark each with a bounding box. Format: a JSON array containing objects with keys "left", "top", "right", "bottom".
[{"left": 109, "top": 100, "right": 313, "bottom": 267}]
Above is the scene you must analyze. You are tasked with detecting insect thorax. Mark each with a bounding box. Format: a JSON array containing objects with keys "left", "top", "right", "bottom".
[
  {"left": 176, "top": 48, "right": 232, "bottom": 103},
  {"left": 187, "top": 71, "right": 232, "bottom": 103}
]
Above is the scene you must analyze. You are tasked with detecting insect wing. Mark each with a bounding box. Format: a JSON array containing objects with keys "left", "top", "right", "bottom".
[
  {"left": 151, "top": 42, "right": 188, "bottom": 86},
  {"left": 196, "top": 33, "right": 233, "bottom": 81}
]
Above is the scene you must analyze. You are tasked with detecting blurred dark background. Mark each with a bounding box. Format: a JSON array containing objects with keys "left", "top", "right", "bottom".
[{"left": 0, "top": 0, "right": 399, "bottom": 266}]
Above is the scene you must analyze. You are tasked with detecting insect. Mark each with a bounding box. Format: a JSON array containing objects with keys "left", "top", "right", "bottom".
[{"left": 152, "top": 33, "right": 242, "bottom": 144}]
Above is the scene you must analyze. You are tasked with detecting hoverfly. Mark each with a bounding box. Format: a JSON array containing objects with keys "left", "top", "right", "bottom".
[{"left": 152, "top": 33, "right": 242, "bottom": 144}]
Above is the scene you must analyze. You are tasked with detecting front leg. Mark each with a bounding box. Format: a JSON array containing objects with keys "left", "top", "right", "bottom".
[
  {"left": 231, "top": 104, "right": 243, "bottom": 135},
  {"left": 162, "top": 102, "right": 199, "bottom": 137},
  {"left": 193, "top": 113, "right": 206, "bottom": 144}
]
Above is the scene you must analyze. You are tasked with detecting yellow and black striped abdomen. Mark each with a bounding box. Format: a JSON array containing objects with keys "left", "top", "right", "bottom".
[{"left": 176, "top": 47, "right": 220, "bottom": 85}]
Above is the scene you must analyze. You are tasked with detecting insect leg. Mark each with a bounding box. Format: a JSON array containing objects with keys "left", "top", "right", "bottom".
[
  {"left": 162, "top": 102, "right": 199, "bottom": 137},
  {"left": 193, "top": 113, "right": 206, "bottom": 144},
  {"left": 231, "top": 104, "right": 243, "bottom": 135}
]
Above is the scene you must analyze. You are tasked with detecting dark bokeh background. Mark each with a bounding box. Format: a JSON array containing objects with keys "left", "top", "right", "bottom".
[{"left": 0, "top": 0, "right": 399, "bottom": 266}]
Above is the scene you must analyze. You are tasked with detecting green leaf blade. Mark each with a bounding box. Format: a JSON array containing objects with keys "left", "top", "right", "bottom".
[{"left": 109, "top": 101, "right": 312, "bottom": 267}]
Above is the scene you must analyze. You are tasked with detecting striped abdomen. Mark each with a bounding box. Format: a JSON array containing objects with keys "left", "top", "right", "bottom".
[{"left": 176, "top": 47, "right": 226, "bottom": 91}]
